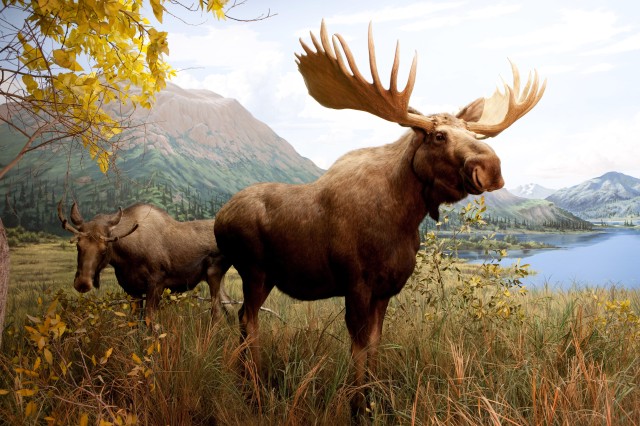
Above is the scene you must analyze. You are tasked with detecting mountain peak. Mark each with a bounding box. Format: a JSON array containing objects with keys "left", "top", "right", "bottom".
[
  {"left": 547, "top": 171, "right": 640, "bottom": 219},
  {"left": 509, "top": 183, "right": 556, "bottom": 199}
]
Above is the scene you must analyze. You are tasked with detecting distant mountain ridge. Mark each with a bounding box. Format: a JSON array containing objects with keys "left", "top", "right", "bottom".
[
  {"left": 1, "top": 83, "right": 323, "bottom": 232},
  {"left": 458, "top": 189, "right": 591, "bottom": 229},
  {"left": 510, "top": 183, "right": 556, "bottom": 199},
  {"left": 546, "top": 172, "right": 640, "bottom": 219}
]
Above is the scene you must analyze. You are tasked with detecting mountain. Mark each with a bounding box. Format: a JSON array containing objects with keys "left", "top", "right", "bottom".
[
  {"left": 509, "top": 183, "right": 556, "bottom": 199},
  {"left": 456, "top": 189, "right": 591, "bottom": 229},
  {"left": 546, "top": 172, "right": 640, "bottom": 219},
  {"left": 0, "top": 83, "right": 324, "bottom": 233}
]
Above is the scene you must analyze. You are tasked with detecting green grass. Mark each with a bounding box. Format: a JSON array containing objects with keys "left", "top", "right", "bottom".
[{"left": 1, "top": 241, "right": 639, "bottom": 425}]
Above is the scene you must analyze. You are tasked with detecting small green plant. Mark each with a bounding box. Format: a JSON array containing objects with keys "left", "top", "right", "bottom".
[{"left": 406, "top": 196, "right": 530, "bottom": 325}]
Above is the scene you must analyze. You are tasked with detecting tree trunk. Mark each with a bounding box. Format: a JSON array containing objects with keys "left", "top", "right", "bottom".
[{"left": 0, "top": 218, "right": 9, "bottom": 348}]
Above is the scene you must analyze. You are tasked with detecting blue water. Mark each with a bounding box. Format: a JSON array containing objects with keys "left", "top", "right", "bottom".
[{"left": 460, "top": 228, "right": 640, "bottom": 288}]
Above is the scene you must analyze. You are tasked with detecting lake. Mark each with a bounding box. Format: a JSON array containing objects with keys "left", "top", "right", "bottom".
[{"left": 460, "top": 228, "right": 640, "bottom": 289}]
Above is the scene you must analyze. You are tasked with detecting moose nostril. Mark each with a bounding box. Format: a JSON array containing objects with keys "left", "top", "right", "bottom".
[
  {"left": 74, "top": 280, "right": 92, "bottom": 293},
  {"left": 473, "top": 168, "right": 484, "bottom": 190}
]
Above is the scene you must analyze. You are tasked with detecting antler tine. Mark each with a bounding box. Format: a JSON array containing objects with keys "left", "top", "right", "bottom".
[
  {"left": 467, "top": 61, "right": 546, "bottom": 138},
  {"left": 296, "top": 19, "right": 434, "bottom": 131},
  {"left": 101, "top": 223, "right": 139, "bottom": 243},
  {"left": 367, "top": 22, "right": 383, "bottom": 94},
  {"left": 57, "top": 200, "right": 83, "bottom": 235}
]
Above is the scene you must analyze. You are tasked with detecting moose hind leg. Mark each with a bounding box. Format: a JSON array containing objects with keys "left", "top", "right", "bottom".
[{"left": 237, "top": 268, "right": 273, "bottom": 378}]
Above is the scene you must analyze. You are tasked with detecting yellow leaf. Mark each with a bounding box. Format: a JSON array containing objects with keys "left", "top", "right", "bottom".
[
  {"left": 0, "top": 390, "right": 10, "bottom": 396},
  {"left": 89, "top": 143, "right": 98, "bottom": 159},
  {"left": 25, "top": 401, "right": 37, "bottom": 417},
  {"left": 131, "top": 353, "right": 142, "bottom": 365},
  {"left": 46, "top": 299, "right": 59, "bottom": 317},
  {"left": 113, "top": 312, "right": 127, "bottom": 317},
  {"left": 22, "top": 75, "right": 38, "bottom": 93},
  {"left": 16, "top": 388, "right": 38, "bottom": 397},
  {"left": 79, "top": 413, "right": 89, "bottom": 426},
  {"left": 52, "top": 49, "right": 72, "bottom": 68},
  {"left": 100, "top": 347, "right": 113, "bottom": 365},
  {"left": 33, "top": 357, "right": 41, "bottom": 372},
  {"left": 149, "top": 0, "right": 164, "bottom": 23},
  {"left": 98, "top": 151, "right": 110, "bottom": 173}
]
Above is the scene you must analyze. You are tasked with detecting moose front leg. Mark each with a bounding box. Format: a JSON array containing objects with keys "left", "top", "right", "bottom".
[
  {"left": 366, "top": 298, "right": 390, "bottom": 379},
  {"left": 345, "top": 294, "right": 392, "bottom": 421},
  {"left": 206, "top": 256, "right": 232, "bottom": 322},
  {"left": 345, "top": 290, "right": 377, "bottom": 421}
]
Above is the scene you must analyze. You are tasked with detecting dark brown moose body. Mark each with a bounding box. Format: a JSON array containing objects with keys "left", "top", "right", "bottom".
[
  {"left": 58, "top": 202, "right": 230, "bottom": 318},
  {"left": 214, "top": 20, "right": 545, "bottom": 420}
]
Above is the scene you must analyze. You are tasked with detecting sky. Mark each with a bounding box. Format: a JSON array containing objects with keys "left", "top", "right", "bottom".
[{"left": 60, "top": 1, "right": 640, "bottom": 189}]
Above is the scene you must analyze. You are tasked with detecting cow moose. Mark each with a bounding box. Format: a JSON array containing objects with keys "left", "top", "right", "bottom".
[
  {"left": 213, "top": 21, "right": 545, "bottom": 418},
  {"left": 57, "top": 201, "right": 231, "bottom": 319}
]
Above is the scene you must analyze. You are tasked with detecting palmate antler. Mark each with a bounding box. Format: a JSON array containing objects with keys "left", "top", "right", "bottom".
[
  {"left": 296, "top": 20, "right": 546, "bottom": 138},
  {"left": 465, "top": 60, "right": 546, "bottom": 138},
  {"left": 295, "top": 19, "right": 434, "bottom": 131}
]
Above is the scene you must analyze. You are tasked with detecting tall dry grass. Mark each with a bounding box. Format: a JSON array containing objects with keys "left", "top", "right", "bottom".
[{"left": 0, "top": 234, "right": 639, "bottom": 425}]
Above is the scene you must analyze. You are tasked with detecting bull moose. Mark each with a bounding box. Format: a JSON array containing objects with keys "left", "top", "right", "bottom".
[
  {"left": 213, "top": 21, "right": 545, "bottom": 418},
  {"left": 57, "top": 201, "right": 230, "bottom": 319}
]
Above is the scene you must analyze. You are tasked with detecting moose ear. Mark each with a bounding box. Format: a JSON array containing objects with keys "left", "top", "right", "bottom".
[
  {"left": 410, "top": 127, "right": 427, "bottom": 143},
  {"left": 456, "top": 97, "right": 485, "bottom": 123}
]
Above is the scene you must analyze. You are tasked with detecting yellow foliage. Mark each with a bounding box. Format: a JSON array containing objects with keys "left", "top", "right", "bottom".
[{"left": 5, "top": 0, "right": 228, "bottom": 173}]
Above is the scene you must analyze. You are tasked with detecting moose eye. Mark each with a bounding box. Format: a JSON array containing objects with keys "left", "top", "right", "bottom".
[{"left": 434, "top": 132, "right": 446, "bottom": 143}]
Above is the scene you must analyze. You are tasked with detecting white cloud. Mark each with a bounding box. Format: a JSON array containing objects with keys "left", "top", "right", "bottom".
[
  {"left": 325, "top": 2, "right": 465, "bottom": 26},
  {"left": 582, "top": 63, "right": 614, "bottom": 74},
  {"left": 168, "top": 26, "right": 284, "bottom": 71},
  {"left": 504, "top": 111, "right": 640, "bottom": 187},
  {"left": 477, "top": 8, "right": 630, "bottom": 56},
  {"left": 584, "top": 33, "right": 640, "bottom": 56},
  {"left": 400, "top": 3, "right": 522, "bottom": 31}
]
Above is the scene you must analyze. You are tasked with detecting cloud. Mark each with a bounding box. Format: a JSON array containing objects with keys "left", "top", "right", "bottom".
[
  {"left": 581, "top": 63, "right": 614, "bottom": 74},
  {"left": 477, "top": 8, "right": 630, "bottom": 56},
  {"left": 508, "top": 111, "right": 640, "bottom": 187},
  {"left": 400, "top": 3, "right": 522, "bottom": 31},
  {"left": 324, "top": 2, "right": 465, "bottom": 26},
  {"left": 168, "top": 25, "right": 292, "bottom": 124},
  {"left": 168, "top": 26, "right": 284, "bottom": 71},
  {"left": 584, "top": 33, "right": 640, "bottom": 56}
]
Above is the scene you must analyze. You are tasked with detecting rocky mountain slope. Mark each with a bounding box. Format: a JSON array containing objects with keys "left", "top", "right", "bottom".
[{"left": 546, "top": 172, "right": 640, "bottom": 219}]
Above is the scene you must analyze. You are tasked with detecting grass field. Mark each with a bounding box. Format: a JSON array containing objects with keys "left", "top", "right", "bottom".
[{"left": 1, "top": 237, "right": 639, "bottom": 425}]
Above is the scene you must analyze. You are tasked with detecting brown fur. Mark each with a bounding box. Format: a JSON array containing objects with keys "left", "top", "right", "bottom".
[
  {"left": 59, "top": 203, "right": 230, "bottom": 318},
  {"left": 214, "top": 112, "right": 505, "bottom": 418}
]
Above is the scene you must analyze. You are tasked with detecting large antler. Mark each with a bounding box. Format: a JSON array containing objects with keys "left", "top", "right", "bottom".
[
  {"left": 465, "top": 60, "right": 546, "bottom": 138},
  {"left": 295, "top": 19, "right": 435, "bottom": 131}
]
